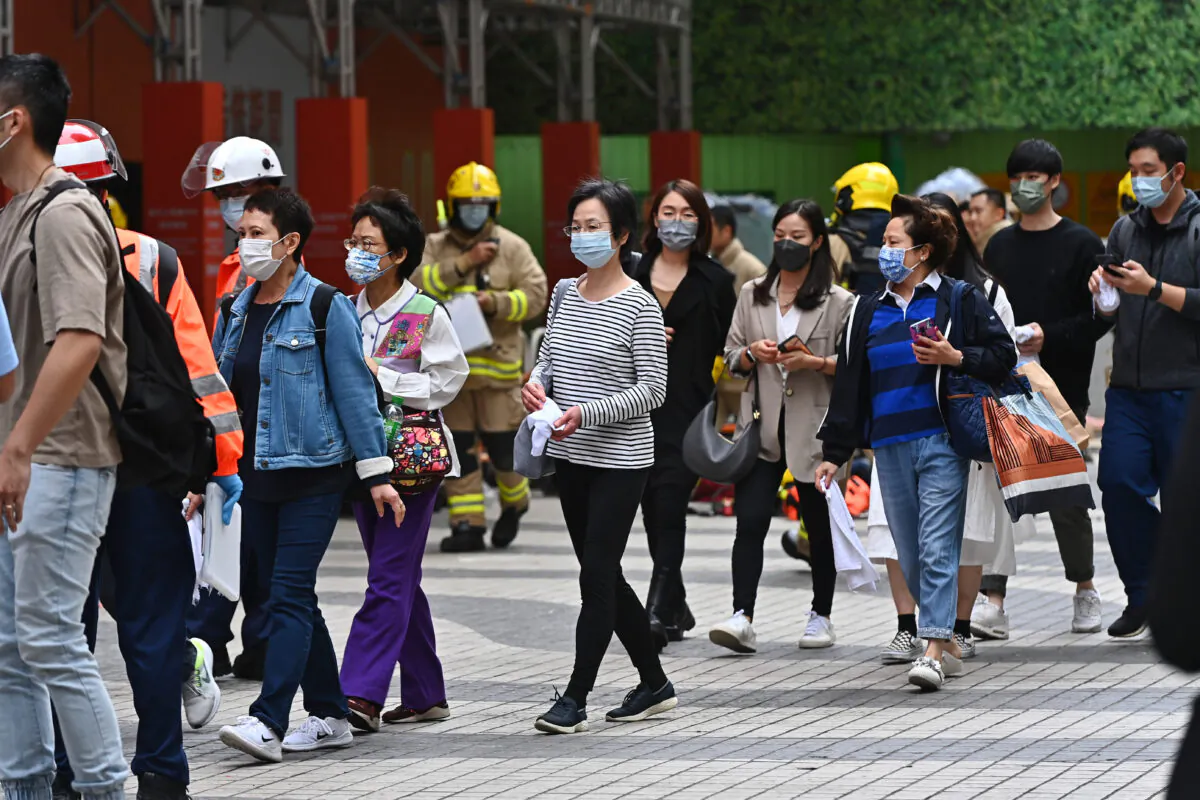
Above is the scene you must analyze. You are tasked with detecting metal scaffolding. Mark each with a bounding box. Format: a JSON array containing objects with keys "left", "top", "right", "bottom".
[{"left": 9, "top": 0, "right": 693, "bottom": 126}]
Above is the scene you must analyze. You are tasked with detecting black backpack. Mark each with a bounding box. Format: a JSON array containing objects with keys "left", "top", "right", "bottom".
[{"left": 30, "top": 182, "right": 215, "bottom": 498}]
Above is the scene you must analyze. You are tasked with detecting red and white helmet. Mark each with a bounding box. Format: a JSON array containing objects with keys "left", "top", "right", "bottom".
[{"left": 55, "top": 120, "right": 127, "bottom": 183}]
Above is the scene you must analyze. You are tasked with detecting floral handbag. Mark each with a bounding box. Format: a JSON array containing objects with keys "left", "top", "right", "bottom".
[{"left": 384, "top": 406, "right": 453, "bottom": 494}]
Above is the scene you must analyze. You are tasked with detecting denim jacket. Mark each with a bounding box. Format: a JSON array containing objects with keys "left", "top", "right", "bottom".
[{"left": 212, "top": 266, "right": 392, "bottom": 480}]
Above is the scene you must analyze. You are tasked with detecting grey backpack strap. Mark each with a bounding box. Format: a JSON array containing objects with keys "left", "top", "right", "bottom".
[
  {"left": 1112, "top": 214, "right": 1134, "bottom": 261},
  {"left": 1189, "top": 212, "right": 1200, "bottom": 267},
  {"left": 548, "top": 278, "right": 573, "bottom": 324}
]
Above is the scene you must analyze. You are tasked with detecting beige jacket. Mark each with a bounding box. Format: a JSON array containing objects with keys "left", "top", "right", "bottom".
[
  {"left": 414, "top": 222, "right": 547, "bottom": 390},
  {"left": 723, "top": 277, "right": 856, "bottom": 480},
  {"left": 974, "top": 218, "right": 1013, "bottom": 256},
  {"left": 716, "top": 238, "right": 768, "bottom": 295}
]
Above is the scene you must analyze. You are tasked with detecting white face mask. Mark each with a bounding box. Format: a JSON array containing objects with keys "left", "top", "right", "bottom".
[
  {"left": 239, "top": 236, "right": 287, "bottom": 281},
  {"left": 0, "top": 110, "right": 15, "bottom": 155},
  {"left": 220, "top": 196, "right": 247, "bottom": 231}
]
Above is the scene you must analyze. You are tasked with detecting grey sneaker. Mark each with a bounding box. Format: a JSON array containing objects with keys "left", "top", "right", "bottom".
[
  {"left": 953, "top": 632, "right": 976, "bottom": 659},
  {"left": 908, "top": 656, "right": 945, "bottom": 691},
  {"left": 1072, "top": 589, "right": 1103, "bottom": 633},
  {"left": 970, "top": 595, "right": 1010, "bottom": 640},
  {"left": 881, "top": 630, "right": 925, "bottom": 664}
]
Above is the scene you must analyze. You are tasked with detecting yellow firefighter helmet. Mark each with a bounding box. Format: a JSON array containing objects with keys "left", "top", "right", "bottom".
[
  {"left": 832, "top": 162, "right": 899, "bottom": 219},
  {"left": 1118, "top": 171, "right": 1138, "bottom": 215}
]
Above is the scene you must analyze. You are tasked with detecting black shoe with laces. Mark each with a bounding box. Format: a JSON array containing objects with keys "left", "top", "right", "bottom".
[
  {"left": 1107, "top": 606, "right": 1148, "bottom": 638},
  {"left": 52, "top": 773, "right": 80, "bottom": 800},
  {"left": 491, "top": 506, "right": 527, "bottom": 549},
  {"left": 534, "top": 692, "right": 588, "bottom": 734},
  {"left": 606, "top": 681, "right": 678, "bottom": 722},
  {"left": 136, "top": 773, "right": 191, "bottom": 800}
]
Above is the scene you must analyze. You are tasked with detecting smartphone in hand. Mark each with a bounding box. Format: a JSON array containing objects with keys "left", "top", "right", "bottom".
[
  {"left": 1095, "top": 253, "right": 1126, "bottom": 278},
  {"left": 778, "top": 334, "right": 813, "bottom": 355},
  {"left": 909, "top": 318, "right": 941, "bottom": 342}
]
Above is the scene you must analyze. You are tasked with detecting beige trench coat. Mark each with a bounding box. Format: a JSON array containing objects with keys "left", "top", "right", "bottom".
[{"left": 723, "top": 276, "right": 856, "bottom": 481}]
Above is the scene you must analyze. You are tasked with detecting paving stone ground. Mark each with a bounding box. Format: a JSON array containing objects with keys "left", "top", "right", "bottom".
[{"left": 93, "top": 471, "right": 1187, "bottom": 799}]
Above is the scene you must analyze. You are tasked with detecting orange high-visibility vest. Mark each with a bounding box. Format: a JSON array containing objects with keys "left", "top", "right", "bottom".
[
  {"left": 116, "top": 229, "right": 244, "bottom": 478},
  {"left": 213, "top": 250, "right": 253, "bottom": 330}
]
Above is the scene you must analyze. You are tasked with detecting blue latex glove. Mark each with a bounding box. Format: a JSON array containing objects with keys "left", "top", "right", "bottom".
[{"left": 213, "top": 474, "right": 243, "bottom": 526}]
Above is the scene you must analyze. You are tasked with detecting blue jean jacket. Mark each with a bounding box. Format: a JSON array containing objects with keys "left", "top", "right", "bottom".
[{"left": 212, "top": 267, "right": 391, "bottom": 480}]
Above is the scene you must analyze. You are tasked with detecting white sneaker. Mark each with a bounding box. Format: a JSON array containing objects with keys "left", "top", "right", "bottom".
[
  {"left": 907, "top": 656, "right": 945, "bottom": 691},
  {"left": 970, "top": 595, "right": 1010, "bottom": 640},
  {"left": 183, "top": 638, "right": 221, "bottom": 730},
  {"left": 797, "top": 611, "right": 835, "bottom": 649},
  {"left": 1072, "top": 588, "right": 1103, "bottom": 633},
  {"left": 709, "top": 611, "right": 757, "bottom": 654},
  {"left": 282, "top": 716, "right": 354, "bottom": 753},
  {"left": 219, "top": 716, "right": 282, "bottom": 763},
  {"left": 880, "top": 630, "right": 925, "bottom": 664}
]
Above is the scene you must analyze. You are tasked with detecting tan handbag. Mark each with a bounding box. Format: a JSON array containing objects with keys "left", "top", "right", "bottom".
[{"left": 1016, "top": 362, "right": 1089, "bottom": 450}]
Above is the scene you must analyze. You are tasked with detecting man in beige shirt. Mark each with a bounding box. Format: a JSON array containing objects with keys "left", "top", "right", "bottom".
[
  {"left": 711, "top": 205, "right": 767, "bottom": 295},
  {"left": 968, "top": 188, "right": 1013, "bottom": 255},
  {"left": 0, "top": 54, "right": 129, "bottom": 799}
]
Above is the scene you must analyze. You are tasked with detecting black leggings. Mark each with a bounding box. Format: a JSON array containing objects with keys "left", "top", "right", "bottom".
[
  {"left": 732, "top": 457, "right": 836, "bottom": 619},
  {"left": 641, "top": 447, "right": 696, "bottom": 575},
  {"left": 556, "top": 460, "right": 667, "bottom": 704}
]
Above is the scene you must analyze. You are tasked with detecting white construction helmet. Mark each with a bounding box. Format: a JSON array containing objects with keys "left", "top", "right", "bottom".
[{"left": 181, "top": 136, "right": 285, "bottom": 198}]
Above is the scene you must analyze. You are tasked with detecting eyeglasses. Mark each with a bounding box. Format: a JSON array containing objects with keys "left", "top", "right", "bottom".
[
  {"left": 659, "top": 209, "right": 699, "bottom": 223},
  {"left": 344, "top": 238, "right": 388, "bottom": 253},
  {"left": 562, "top": 221, "right": 612, "bottom": 237}
]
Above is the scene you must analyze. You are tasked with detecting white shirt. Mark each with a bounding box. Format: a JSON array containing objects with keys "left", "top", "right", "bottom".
[{"left": 885, "top": 270, "right": 942, "bottom": 314}]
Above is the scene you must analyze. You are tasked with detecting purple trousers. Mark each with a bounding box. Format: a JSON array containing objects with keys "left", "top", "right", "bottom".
[{"left": 339, "top": 487, "right": 445, "bottom": 709}]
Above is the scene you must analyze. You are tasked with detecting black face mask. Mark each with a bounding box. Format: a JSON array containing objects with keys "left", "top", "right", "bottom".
[{"left": 774, "top": 239, "right": 811, "bottom": 272}]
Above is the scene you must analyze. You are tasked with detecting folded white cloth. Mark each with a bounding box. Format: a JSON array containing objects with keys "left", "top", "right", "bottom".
[
  {"left": 823, "top": 478, "right": 879, "bottom": 591},
  {"left": 1013, "top": 325, "right": 1041, "bottom": 367},
  {"left": 182, "top": 500, "right": 205, "bottom": 604},
  {"left": 526, "top": 398, "right": 565, "bottom": 457},
  {"left": 1095, "top": 276, "right": 1121, "bottom": 314}
]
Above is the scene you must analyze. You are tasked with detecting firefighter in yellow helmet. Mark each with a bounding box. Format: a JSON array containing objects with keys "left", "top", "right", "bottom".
[
  {"left": 827, "top": 162, "right": 899, "bottom": 295},
  {"left": 1118, "top": 171, "right": 1138, "bottom": 216},
  {"left": 414, "top": 162, "right": 548, "bottom": 552}
]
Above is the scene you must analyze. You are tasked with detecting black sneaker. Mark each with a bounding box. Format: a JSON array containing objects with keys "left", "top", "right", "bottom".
[
  {"left": 780, "top": 529, "right": 811, "bottom": 563},
  {"left": 136, "top": 773, "right": 191, "bottom": 800},
  {"left": 534, "top": 691, "right": 588, "bottom": 734},
  {"left": 491, "top": 506, "right": 527, "bottom": 549},
  {"left": 1108, "top": 606, "right": 1148, "bottom": 638},
  {"left": 52, "top": 773, "right": 80, "bottom": 800},
  {"left": 440, "top": 522, "right": 487, "bottom": 553},
  {"left": 232, "top": 642, "right": 266, "bottom": 681},
  {"left": 606, "top": 681, "right": 678, "bottom": 722}
]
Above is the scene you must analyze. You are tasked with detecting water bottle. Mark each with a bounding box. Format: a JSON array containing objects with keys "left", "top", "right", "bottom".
[{"left": 383, "top": 402, "right": 405, "bottom": 443}]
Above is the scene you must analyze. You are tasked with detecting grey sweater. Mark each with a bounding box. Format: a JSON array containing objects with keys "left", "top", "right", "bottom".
[{"left": 1106, "top": 190, "right": 1200, "bottom": 391}]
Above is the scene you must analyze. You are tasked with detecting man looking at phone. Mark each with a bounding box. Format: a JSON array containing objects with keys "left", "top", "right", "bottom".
[
  {"left": 981, "top": 139, "right": 1108, "bottom": 639},
  {"left": 1089, "top": 127, "right": 1200, "bottom": 639}
]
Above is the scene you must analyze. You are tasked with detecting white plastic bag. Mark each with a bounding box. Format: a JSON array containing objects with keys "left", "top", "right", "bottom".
[
  {"left": 182, "top": 500, "right": 205, "bottom": 604},
  {"left": 823, "top": 479, "right": 879, "bottom": 591},
  {"left": 199, "top": 481, "right": 241, "bottom": 602}
]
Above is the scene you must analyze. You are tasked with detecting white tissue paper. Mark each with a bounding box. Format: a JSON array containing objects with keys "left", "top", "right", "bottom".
[
  {"left": 1095, "top": 276, "right": 1121, "bottom": 314},
  {"left": 526, "top": 398, "right": 565, "bottom": 456},
  {"left": 1013, "top": 325, "right": 1041, "bottom": 368}
]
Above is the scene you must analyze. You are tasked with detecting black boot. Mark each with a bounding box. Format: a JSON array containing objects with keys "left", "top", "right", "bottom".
[
  {"left": 672, "top": 579, "right": 695, "bottom": 640},
  {"left": 137, "top": 773, "right": 191, "bottom": 800},
  {"left": 232, "top": 641, "right": 266, "bottom": 681},
  {"left": 645, "top": 568, "right": 670, "bottom": 652},
  {"left": 491, "top": 506, "right": 527, "bottom": 549},
  {"left": 52, "top": 773, "right": 80, "bottom": 800},
  {"left": 210, "top": 642, "right": 233, "bottom": 679},
  {"left": 440, "top": 521, "right": 487, "bottom": 553}
]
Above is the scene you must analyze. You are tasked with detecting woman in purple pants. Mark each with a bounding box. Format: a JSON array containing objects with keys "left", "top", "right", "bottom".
[{"left": 339, "top": 188, "right": 470, "bottom": 731}]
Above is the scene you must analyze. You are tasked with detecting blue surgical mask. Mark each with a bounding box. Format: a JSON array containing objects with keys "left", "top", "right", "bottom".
[
  {"left": 1132, "top": 172, "right": 1177, "bottom": 209},
  {"left": 220, "top": 196, "right": 247, "bottom": 231},
  {"left": 345, "top": 247, "right": 395, "bottom": 285},
  {"left": 878, "top": 244, "right": 924, "bottom": 284},
  {"left": 571, "top": 231, "right": 616, "bottom": 269},
  {"left": 658, "top": 219, "right": 698, "bottom": 252},
  {"left": 457, "top": 204, "right": 491, "bottom": 231}
]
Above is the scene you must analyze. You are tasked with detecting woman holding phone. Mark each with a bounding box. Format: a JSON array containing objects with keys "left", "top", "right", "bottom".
[
  {"left": 816, "top": 194, "right": 1016, "bottom": 691},
  {"left": 709, "top": 199, "right": 854, "bottom": 654}
]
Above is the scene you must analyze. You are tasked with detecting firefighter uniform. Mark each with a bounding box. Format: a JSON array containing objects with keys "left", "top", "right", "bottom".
[{"left": 416, "top": 181, "right": 547, "bottom": 551}]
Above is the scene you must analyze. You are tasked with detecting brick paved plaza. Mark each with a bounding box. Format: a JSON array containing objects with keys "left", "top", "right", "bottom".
[{"left": 95, "top": 476, "right": 1185, "bottom": 799}]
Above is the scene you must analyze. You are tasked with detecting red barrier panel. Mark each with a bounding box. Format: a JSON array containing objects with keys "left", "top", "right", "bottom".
[{"left": 541, "top": 122, "right": 601, "bottom": 287}]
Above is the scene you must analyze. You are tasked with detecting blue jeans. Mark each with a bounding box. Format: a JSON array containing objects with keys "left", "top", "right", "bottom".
[
  {"left": 0, "top": 465, "right": 126, "bottom": 800},
  {"left": 55, "top": 488, "right": 195, "bottom": 787},
  {"left": 245, "top": 492, "right": 348, "bottom": 736},
  {"left": 1098, "top": 388, "right": 1193, "bottom": 609},
  {"left": 874, "top": 433, "right": 969, "bottom": 640}
]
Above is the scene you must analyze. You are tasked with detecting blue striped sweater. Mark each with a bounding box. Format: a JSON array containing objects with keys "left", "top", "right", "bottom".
[{"left": 866, "top": 290, "right": 945, "bottom": 448}]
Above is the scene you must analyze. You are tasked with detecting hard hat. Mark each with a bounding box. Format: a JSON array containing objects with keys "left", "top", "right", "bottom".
[
  {"left": 447, "top": 162, "right": 501, "bottom": 203},
  {"left": 106, "top": 195, "right": 128, "bottom": 229},
  {"left": 181, "top": 136, "right": 284, "bottom": 198},
  {"left": 55, "top": 120, "right": 127, "bottom": 183},
  {"left": 1118, "top": 171, "right": 1138, "bottom": 215},
  {"left": 832, "top": 162, "right": 899, "bottom": 216}
]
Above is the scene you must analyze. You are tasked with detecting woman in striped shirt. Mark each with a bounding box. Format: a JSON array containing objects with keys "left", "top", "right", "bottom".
[{"left": 522, "top": 179, "right": 676, "bottom": 734}]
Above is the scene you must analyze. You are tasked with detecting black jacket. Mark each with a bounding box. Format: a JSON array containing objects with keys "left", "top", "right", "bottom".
[
  {"left": 633, "top": 254, "right": 735, "bottom": 450},
  {"left": 817, "top": 276, "right": 1017, "bottom": 466}
]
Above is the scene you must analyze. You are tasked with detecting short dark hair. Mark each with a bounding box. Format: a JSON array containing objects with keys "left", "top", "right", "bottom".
[
  {"left": 352, "top": 186, "right": 425, "bottom": 280},
  {"left": 1006, "top": 139, "right": 1063, "bottom": 178},
  {"left": 971, "top": 188, "right": 1007, "bottom": 211},
  {"left": 753, "top": 198, "right": 837, "bottom": 311},
  {"left": 891, "top": 194, "right": 958, "bottom": 271},
  {"left": 924, "top": 191, "right": 994, "bottom": 290},
  {"left": 567, "top": 178, "right": 639, "bottom": 268},
  {"left": 711, "top": 204, "right": 737, "bottom": 236},
  {"left": 0, "top": 54, "right": 71, "bottom": 156},
  {"left": 244, "top": 187, "right": 314, "bottom": 262},
  {"left": 1126, "top": 127, "right": 1188, "bottom": 168},
  {"left": 643, "top": 179, "right": 713, "bottom": 260}
]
